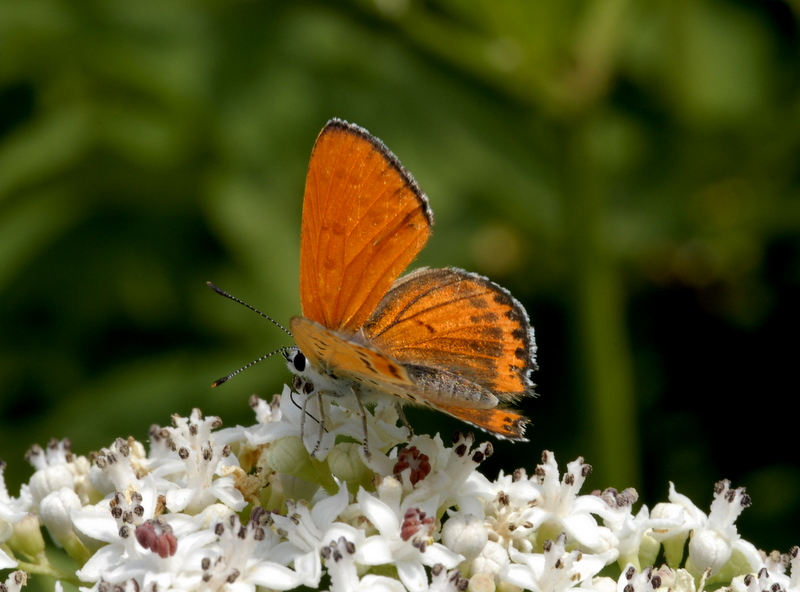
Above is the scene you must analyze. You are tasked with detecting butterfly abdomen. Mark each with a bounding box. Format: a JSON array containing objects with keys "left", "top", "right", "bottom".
[{"left": 405, "top": 365, "right": 498, "bottom": 409}]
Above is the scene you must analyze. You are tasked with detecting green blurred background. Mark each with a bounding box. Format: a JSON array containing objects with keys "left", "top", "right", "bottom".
[{"left": 1, "top": 0, "right": 798, "bottom": 574}]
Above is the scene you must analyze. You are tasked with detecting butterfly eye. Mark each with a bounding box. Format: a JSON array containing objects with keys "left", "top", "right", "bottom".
[{"left": 293, "top": 351, "right": 306, "bottom": 373}]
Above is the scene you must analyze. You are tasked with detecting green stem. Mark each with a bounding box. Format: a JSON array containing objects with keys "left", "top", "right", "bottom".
[{"left": 563, "top": 119, "right": 640, "bottom": 491}]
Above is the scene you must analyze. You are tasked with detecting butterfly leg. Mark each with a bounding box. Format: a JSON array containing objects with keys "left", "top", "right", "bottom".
[
  {"left": 394, "top": 402, "right": 414, "bottom": 437},
  {"left": 350, "top": 384, "right": 371, "bottom": 459},
  {"left": 299, "top": 389, "right": 310, "bottom": 450},
  {"left": 298, "top": 387, "right": 324, "bottom": 457},
  {"left": 312, "top": 390, "right": 325, "bottom": 457},
  {"left": 294, "top": 375, "right": 327, "bottom": 457},
  {"left": 293, "top": 375, "right": 312, "bottom": 445}
]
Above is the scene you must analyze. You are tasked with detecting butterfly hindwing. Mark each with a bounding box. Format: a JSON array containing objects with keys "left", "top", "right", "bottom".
[
  {"left": 423, "top": 402, "right": 529, "bottom": 441},
  {"left": 362, "top": 267, "right": 537, "bottom": 401}
]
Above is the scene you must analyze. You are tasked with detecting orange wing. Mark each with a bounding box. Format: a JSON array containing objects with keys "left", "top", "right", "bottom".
[
  {"left": 300, "top": 119, "right": 433, "bottom": 333},
  {"left": 429, "top": 403, "right": 529, "bottom": 441},
  {"left": 362, "top": 267, "right": 537, "bottom": 401}
]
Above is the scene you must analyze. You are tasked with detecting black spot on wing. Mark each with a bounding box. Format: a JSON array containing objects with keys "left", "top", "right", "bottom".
[
  {"left": 470, "top": 297, "right": 489, "bottom": 309},
  {"left": 357, "top": 352, "right": 378, "bottom": 374},
  {"left": 387, "top": 363, "right": 404, "bottom": 380},
  {"left": 469, "top": 311, "right": 499, "bottom": 324}
]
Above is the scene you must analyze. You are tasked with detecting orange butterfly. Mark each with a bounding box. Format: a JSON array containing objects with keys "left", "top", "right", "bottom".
[{"left": 284, "top": 119, "right": 537, "bottom": 442}]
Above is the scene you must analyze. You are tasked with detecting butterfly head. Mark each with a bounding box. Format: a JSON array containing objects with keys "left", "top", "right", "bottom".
[
  {"left": 282, "top": 347, "right": 313, "bottom": 395},
  {"left": 283, "top": 346, "right": 306, "bottom": 374}
]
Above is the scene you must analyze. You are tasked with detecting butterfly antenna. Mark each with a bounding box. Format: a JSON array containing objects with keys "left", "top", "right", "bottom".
[
  {"left": 206, "top": 281, "right": 293, "bottom": 337},
  {"left": 212, "top": 346, "right": 293, "bottom": 387}
]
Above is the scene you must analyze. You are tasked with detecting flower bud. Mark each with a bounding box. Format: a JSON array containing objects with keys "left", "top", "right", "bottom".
[
  {"left": 8, "top": 513, "right": 45, "bottom": 560},
  {"left": 39, "top": 488, "right": 79, "bottom": 543},
  {"left": 650, "top": 502, "right": 689, "bottom": 566},
  {"left": 29, "top": 465, "right": 74, "bottom": 505},
  {"left": 263, "top": 437, "right": 316, "bottom": 482},
  {"left": 587, "top": 576, "right": 617, "bottom": 592},
  {"left": 328, "top": 443, "right": 368, "bottom": 485},
  {"left": 470, "top": 540, "right": 508, "bottom": 579},
  {"left": 39, "top": 488, "right": 92, "bottom": 564},
  {"left": 638, "top": 532, "right": 661, "bottom": 568},
  {"left": 688, "top": 529, "right": 731, "bottom": 574},
  {"left": 442, "top": 513, "right": 488, "bottom": 562},
  {"left": 468, "top": 572, "right": 497, "bottom": 592}
]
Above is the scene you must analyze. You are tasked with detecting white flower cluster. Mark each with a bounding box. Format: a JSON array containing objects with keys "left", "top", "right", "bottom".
[{"left": 0, "top": 387, "right": 797, "bottom": 592}]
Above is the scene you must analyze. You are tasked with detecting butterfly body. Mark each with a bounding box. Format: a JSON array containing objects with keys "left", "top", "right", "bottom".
[{"left": 289, "top": 119, "right": 537, "bottom": 442}]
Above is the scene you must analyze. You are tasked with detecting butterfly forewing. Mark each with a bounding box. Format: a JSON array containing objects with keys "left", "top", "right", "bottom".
[
  {"left": 300, "top": 120, "right": 433, "bottom": 333},
  {"left": 362, "top": 267, "right": 537, "bottom": 400}
]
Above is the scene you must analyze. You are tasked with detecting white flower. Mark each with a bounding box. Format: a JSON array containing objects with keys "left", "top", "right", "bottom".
[
  {"left": 649, "top": 565, "right": 707, "bottom": 592},
  {"left": 26, "top": 440, "right": 86, "bottom": 505},
  {"left": 356, "top": 432, "right": 495, "bottom": 529},
  {"left": 469, "top": 451, "right": 613, "bottom": 556},
  {"left": 147, "top": 409, "right": 246, "bottom": 514},
  {"left": 399, "top": 434, "right": 493, "bottom": 518},
  {"left": 790, "top": 546, "right": 800, "bottom": 590},
  {"left": 683, "top": 480, "right": 761, "bottom": 579},
  {"left": 0, "top": 539, "right": 17, "bottom": 569},
  {"left": 524, "top": 453, "right": 614, "bottom": 552},
  {"left": 270, "top": 481, "right": 358, "bottom": 588},
  {"left": 0, "top": 460, "right": 31, "bottom": 569},
  {"left": 244, "top": 388, "right": 308, "bottom": 449},
  {"left": 88, "top": 438, "right": 147, "bottom": 496},
  {"left": 196, "top": 509, "right": 304, "bottom": 591},
  {"left": 74, "top": 475, "right": 220, "bottom": 589},
  {"left": 321, "top": 535, "right": 408, "bottom": 592},
  {"left": 613, "top": 565, "right": 664, "bottom": 592},
  {"left": 760, "top": 548, "right": 790, "bottom": 579},
  {"left": 356, "top": 487, "right": 463, "bottom": 592},
  {"left": 591, "top": 488, "right": 651, "bottom": 570},
  {"left": 504, "top": 532, "right": 612, "bottom": 592},
  {"left": 441, "top": 450, "right": 627, "bottom": 587},
  {"left": 25, "top": 439, "right": 96, "bottom": 508},
  {"left": 0, "top": 570, "right": 26, "bottom": 592},
  {"left": 2, "top": 385, "right": 795, "bottom": 592},
  {"left": 728, "top": 559, "right": 798, "bottom": 592}
]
